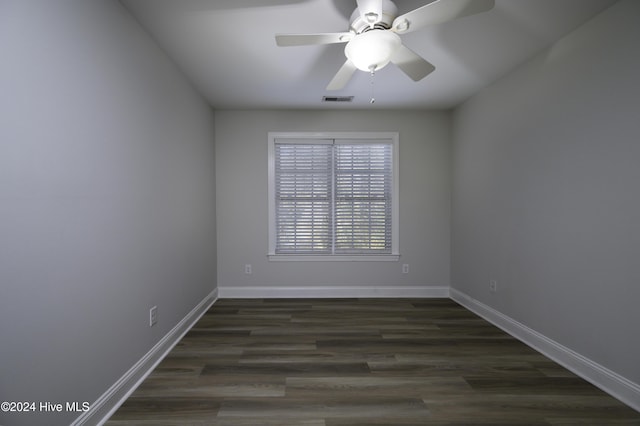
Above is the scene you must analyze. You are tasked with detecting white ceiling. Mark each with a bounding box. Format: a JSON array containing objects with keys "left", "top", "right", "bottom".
[{"left": 121, "top": 0, "right": 617, "bottom": 109}]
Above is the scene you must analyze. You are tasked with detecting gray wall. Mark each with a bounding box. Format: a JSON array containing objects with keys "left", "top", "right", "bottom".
[
  {"left": 215, "top": 110, "right": 450, "bottom": 293},
  {"left": 452, "top": 0, "right": 640, "bottom": 386},
  {"left": 0, "top": 1, "right": 216, "bottom": 425}
]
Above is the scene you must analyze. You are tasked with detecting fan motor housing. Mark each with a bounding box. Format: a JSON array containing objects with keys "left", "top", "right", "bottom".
[{"left": 349, "top": 0, "right": 398, "bottom": 34}]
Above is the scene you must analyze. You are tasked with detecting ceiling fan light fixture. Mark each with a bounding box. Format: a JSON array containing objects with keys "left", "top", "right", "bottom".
[{"left": 344, "top": 30, "right": 401, "bottom": 72}]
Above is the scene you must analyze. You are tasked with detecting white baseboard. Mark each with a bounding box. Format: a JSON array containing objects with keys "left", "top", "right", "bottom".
[
  {"left": 218, "top": 285, "right": 449, "bottom": 299},
  {"left": 450, "top": 288, "right": 640, "bottom": 413},
  {"left": 71, "top": 288, "right": 218, "bottom": 426}
]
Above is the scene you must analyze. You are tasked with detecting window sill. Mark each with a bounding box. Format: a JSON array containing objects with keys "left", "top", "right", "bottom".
[{"left": 267, "top": 254, "right": 400, "bottom": 262}]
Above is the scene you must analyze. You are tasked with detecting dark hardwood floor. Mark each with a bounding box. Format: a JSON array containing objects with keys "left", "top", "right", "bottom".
[{"left": 106, "top": 298, "right": 640, "bottom": 425}]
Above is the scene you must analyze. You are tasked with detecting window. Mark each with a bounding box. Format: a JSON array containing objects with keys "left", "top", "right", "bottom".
[{"left": 268, "top": 132, "right": 399, "bottom": 261}]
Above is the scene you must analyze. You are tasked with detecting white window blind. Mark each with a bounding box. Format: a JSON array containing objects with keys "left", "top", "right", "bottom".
[
  {"left": 272, "top": 136, "right": 395, "bottom": 257},
  {"left": 334, "top": 143, "right": 392, "bottom": 254},
  {"left": 275, "top": 142, "right": 333, "bottom": 254}
]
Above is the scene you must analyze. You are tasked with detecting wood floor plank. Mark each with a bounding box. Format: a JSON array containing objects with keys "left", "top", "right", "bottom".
[
  {"left": 130, "top": 376, "right": 286, "bottom": 398},
  {"left": 464, "top": 376, "right": 609, "bottom": 395},
  {"left": 215, "top": 396, "right": 430, "bottom": 419},
  {"left": 284, "top": 376, "right": 474, "bottom": 397},
  {"left": 201, "top": 361, "right": 371, "bottom": 376},
  {"left": 368, "top": 359, "right": 550, "bottom": 378},
  {"left": 107, "top": 397, "right": 220, "bottom": 421},
  {"left": 423, "top": 393, "right": 640, "bottom": 424},
  {"left": 106, "top": 298, "right": 640, "bottom": 425}
]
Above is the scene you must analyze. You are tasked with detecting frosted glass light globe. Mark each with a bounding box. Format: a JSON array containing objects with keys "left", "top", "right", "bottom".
[{"left": 345, "top": 30, "right": 401, "bottom": 72}]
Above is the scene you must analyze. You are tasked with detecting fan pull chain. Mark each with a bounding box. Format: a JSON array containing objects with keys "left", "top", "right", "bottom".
[{"left": 369, "top": 67, "right": 376, "bottom": 104}]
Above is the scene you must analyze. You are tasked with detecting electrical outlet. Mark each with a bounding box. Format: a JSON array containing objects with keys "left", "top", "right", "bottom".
[
  {"left": 402, "top": 264, "right": 409, "bottom": 274},
  {"left": 489, "top": 280, "right": 497, "bottom": 293},
  {"left": 244, "top": 264, "right": 252, "bottom": 275},
  {"left": 149, "top": 306, "right": 157, "bottom": 327}
]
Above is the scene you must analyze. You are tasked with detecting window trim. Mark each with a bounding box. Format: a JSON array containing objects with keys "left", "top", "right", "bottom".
[{"left": 268, "top": 131, "right": 399, "bottom": 261}]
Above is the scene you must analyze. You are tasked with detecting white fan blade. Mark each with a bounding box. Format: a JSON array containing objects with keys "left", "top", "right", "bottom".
[
  {"left": 326, "top": 59, "right": 358, "bottom": 90},
  {"left": 391, "top": 44, "right": 435, "bottom": 81},
  {"left": 275, "top": 32, "right": 352, "bottom": 47},
  {"left": 392, "top": 0, "right": 494, "bottom": 34},
  {"left": 356, "top": 0, "right": 383, "bottom": 27}
]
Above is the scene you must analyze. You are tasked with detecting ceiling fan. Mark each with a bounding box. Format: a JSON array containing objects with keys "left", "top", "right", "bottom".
[{"left": 275, "top": 0, "right": 495, "bottom": 90}]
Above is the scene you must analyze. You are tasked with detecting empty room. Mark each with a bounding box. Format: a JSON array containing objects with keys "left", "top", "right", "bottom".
[{"left": 1, "top": 0, "right": 639, "bottom": 425}]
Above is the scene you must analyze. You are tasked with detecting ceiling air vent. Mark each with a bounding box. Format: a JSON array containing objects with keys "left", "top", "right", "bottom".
[{"left": 322, "top": 95, "right": 354, "bottom": 103}]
